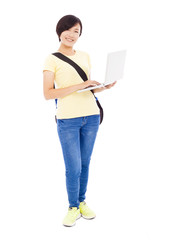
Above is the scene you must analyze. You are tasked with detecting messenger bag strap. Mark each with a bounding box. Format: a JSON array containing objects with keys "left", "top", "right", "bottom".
[
  {"left": 52, "top": 52, "right": 88, "bottom": 81},
  {"left": 52, "top": 52, "right": 103, "bottom": 124}
]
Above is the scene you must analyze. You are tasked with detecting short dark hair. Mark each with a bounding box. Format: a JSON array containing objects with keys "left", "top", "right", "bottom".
[{"left": 56, "top": 15, "right": 82, "bottom": 41}]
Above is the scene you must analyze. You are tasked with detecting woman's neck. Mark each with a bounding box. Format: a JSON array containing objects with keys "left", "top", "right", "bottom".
[{"left": 58, "top": 44, "right": 76, "bottom": 56}]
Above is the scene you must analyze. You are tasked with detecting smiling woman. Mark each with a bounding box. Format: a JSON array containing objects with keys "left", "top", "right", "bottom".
[{"left": 43, "top": 14, "right": 116, "bottom": 227}]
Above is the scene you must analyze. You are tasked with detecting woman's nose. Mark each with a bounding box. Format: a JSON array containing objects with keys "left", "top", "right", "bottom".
[{"left": 68, "top": 31, "right": 74, "bottom": 37}]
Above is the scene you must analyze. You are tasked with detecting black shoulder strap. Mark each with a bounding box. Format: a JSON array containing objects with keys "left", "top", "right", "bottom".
[
  {"left": 52, "top": 52, "right": 88, "bottom": 82},
  {"left": 52, "top": 52, "right": 103, "bottom": 124}
]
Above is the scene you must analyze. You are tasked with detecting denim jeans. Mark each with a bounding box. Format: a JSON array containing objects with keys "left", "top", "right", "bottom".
[{"left": 57, "top": 115, "right": 100, "bottom": 208}]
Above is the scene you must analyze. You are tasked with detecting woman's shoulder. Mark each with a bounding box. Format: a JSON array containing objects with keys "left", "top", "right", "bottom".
[
  {"left": 43, "top": 53, "right": 61, "bottom": 72},
  {"left": 44, "top": 53, "right": 56, "bottom": 61},
  {"left": 44, "top": 53, "right": 62, "bottom": 65}
]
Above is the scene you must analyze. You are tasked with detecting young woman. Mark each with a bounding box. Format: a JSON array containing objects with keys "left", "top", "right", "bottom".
[{"left": 43, "top": 15, "right": 116, "bottom": 227}]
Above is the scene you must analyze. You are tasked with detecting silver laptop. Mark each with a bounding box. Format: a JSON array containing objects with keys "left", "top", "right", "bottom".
[{"left": 77, "top": 50, "right": 127, "bottom": 93}]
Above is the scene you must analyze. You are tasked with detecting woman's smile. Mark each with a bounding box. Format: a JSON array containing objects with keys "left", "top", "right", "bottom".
[{"left": 65, "top": 37, "right": 74, "bottom": 42}]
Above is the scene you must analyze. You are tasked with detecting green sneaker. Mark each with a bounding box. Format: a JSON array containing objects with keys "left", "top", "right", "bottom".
[
  {"left": 63, "top": 207, "right": 81, "bottom": 227},
  {"left": 79, "top": 201, "right": 96, "bottom": 219}
]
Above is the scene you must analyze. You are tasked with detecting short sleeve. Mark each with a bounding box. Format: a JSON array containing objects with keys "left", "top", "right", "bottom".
[{"left": 43, "top": 54, "right": 56, "bottom": 73}]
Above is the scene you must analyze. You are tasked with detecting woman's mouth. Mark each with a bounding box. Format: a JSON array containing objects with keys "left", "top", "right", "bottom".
[{"left": 65, "top": 38, "right": 74, "bottom": 42}]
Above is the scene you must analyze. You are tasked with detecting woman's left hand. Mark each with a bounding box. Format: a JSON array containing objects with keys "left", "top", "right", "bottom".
[
  {"left": 104, "top": 81, "right": 117, "bottom": 89},
  {"left": 93, "top": 81, "right": 117, "bottom": 93}
]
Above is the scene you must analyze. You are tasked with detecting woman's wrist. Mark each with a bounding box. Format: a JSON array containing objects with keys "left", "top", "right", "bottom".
[{"left": 76, "top": 82, "right": 84, "bottom": 90}]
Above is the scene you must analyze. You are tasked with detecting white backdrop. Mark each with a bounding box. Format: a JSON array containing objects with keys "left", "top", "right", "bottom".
[{"left": 0, "top": 0, "right": 169, "bottom": 239}]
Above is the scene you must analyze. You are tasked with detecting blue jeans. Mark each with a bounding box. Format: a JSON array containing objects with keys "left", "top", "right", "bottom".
[{"left": 57, "top": 115, "right": 100, "bottom": 208}]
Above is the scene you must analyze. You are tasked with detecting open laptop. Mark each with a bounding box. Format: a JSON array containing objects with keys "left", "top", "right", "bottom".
[{"left": 77, "top": 50, "right": 127, "bottom": 93}]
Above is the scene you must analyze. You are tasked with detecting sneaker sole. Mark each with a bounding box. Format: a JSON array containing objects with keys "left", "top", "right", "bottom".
[
  {"left": 63, "top": 213, "right": 81, "bottom": 227},
  {"left": 81, "top": 215, "right": 96, "bottom": 220}
]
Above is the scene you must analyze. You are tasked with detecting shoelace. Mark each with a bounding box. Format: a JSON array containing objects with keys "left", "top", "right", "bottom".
[
  {"left": 80, "top": 202, "right": 91, "bottom": 214},
  {"left": 68, "top": 207, "right": 78, "bottom": 217}
]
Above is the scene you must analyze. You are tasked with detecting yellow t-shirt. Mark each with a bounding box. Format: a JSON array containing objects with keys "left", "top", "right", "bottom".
[{"left": 43, "top": 50, "right": 99, "bottom": 119}]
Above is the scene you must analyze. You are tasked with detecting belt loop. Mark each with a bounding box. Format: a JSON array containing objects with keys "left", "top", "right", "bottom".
[{"left": 82, "top": 116, "right": 87, "bottom": 126}]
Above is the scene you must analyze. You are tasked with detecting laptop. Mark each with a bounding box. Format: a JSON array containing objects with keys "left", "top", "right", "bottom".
[{"left": 77, "top": 50, "right": 127, "bottom": 93}]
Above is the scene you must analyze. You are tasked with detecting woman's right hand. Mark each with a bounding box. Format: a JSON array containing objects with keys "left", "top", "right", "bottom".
[
  {"left": 78, "top": 80, "right": 101, "bottom": 90},
  {"left": 43, "top": 70, "right": 101, "bottom": 99}
]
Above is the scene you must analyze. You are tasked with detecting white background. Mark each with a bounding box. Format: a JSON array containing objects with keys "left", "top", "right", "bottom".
[{"left": 0, "top": 0, "right": 169, "bottom": 239}]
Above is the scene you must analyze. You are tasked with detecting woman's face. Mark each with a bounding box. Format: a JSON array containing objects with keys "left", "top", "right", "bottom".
[{"left": 60, "top": 23, "right": 81, "bottom": 47}]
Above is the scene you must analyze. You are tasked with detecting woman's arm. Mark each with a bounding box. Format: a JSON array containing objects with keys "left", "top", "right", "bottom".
[{"left": 43, "top": 71, "right": 100, "bottom": 100}]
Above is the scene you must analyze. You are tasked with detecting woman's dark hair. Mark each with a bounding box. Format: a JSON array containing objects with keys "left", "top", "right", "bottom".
[{"left": 56, "top": 15, "right": 82, "bottom": 41}]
